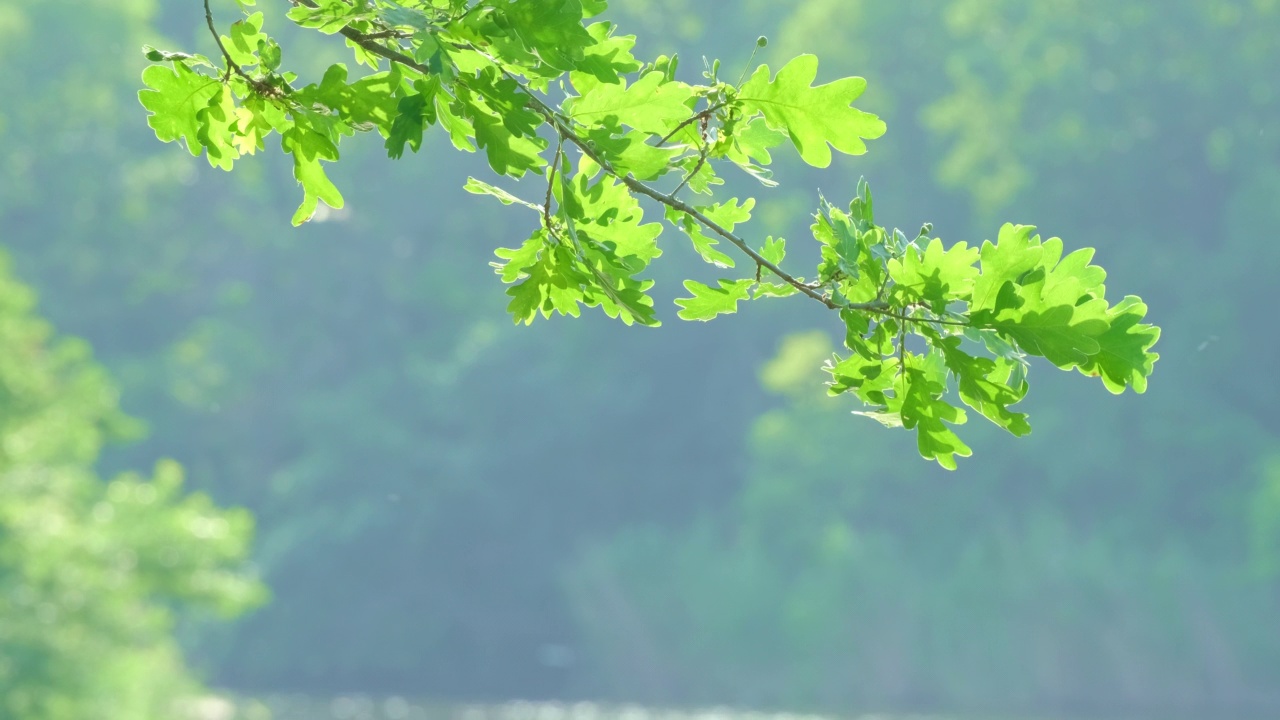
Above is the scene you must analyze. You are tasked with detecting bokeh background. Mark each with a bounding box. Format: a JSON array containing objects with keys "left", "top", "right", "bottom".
[{"left": 2, "top": 0, "right": 1279, "bottom": 718}]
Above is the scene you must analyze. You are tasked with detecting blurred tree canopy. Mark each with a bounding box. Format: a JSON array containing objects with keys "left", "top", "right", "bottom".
[
  {"left": 0, "top": 251, "right": 264, "bottom": 719},
  {"left": 0, "top": 0, "right": 1276, "bottom": 718}
]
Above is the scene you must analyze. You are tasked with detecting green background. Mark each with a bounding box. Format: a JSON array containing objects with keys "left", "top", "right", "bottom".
[{"left": 1, "top": 0, "right": 1277, "bottom": 717}]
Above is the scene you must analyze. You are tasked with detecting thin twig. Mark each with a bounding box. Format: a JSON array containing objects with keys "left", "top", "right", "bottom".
[
  {"left": 874, "top": 269, "right": 892, "bottom": 303},
  {"left": 544, "top": 138, "right": 564, "bottom": 235},
  {"left": 897, "top": 314, "right": 907, "bottom": 377},
  {"left": 877, "top": 308, "right": 972, "bottom": 327},
  {"left": 735, "top": 44, "right": 761, "bottom": 88},
  {"left": 205, "top": 0, "right": 250, "bottom": 83},
  {"left": 360, "top": 30, "right": 413, "bottom": 40},
  {"left": 206, "top": 0, "right": 295, "bottom": 98},
  {"left": 671, "top": 144, "right": 709, "bottom": 197},
  {"left": 453, "top": 1, "right": 485, "bottom": 24},
  {"left": 656, "top": 102, "right": 727, "bottom": 147}
]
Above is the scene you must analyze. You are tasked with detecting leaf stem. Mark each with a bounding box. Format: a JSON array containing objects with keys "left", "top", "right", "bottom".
[
  {"left": 544, "top": 138, "right": 564, "bottom": 236},
  {"left": 672, "top": 143, "right": 710, "bottom": 198},
  {"left": 204, "top": 0, "right": 249, "bottom": 83}
]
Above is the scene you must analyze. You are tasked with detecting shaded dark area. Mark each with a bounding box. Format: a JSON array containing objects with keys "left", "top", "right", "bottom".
[{"left": 1, "top": 0, "right": 1278, "bottom": 718}]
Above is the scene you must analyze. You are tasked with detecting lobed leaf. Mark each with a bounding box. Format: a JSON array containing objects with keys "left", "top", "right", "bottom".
[
  {"left": 569, "top": 71, "right": 695, "bottom": 134},
  {"left": 676, "top": 279, "right": 754, "bottom": 321},
  {"left": 667, "top": 199, "right": 753, "bottom": 269},
  {"left": 282, "top": 112, "right": 344, "bottom": 225},
  {"left": 139, "top": 63, "right": 223, "bottom": 157},
  {"left": 738, "top": 55, "right": 886, "bottom": 168},
  {"left": 499, "top": 0, "right": 596, "bottom": 72}
]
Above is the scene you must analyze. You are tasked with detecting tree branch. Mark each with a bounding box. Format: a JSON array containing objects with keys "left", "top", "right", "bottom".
[
  {"left": 656, "top": 103, "right": 726, "bottom": 147},
  {"left": 207, "top": 0, "right": 299, "bottom": 98},
  {"left": 273, "top": 9, "right": 949, "bottom": 323},
  {"left": 204, "top": 0, "right": 251, "bottom": 83}
]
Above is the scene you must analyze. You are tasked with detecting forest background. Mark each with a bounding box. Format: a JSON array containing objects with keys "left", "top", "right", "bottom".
[{"left": 2, "top": 0, "right": 1279, "bottom": 718}]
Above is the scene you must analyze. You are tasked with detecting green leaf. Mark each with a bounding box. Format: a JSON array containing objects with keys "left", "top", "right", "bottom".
[
  {"left": 675, "top": 279, "right": 754, "bottom": 321},
  {"left": 500, "top": 236, "right": 594, "bottom": 323},
  {"left": 566, "top": 174, "right": 664, "bottom": 263},
  {"left": 727, "top": 116, "right": 785, "bottom": 167},
  {"left": 506, "top": 259, "right": 554, "bottom": 323},
  {"left": 222, "top": 12, "right": 267, "bottom": 68},
  {"left": 386, "top": 77, "right": 440, "bottom": 158},
  {"left": 232, "top": 95, "right": 289, "bottom": 155},
  {"left": 937, "top": 337, "right": 1031, "bottom": 436},
  {"left": 899, "top": 366, "right": 973, "bottom": 471},
  {"left": 435, "top": 94, "right": 476, "bottom": 152},
  {"left": 971, "top": 223, "right": 1045, "bottom": 313},
  {"left": 675, "top": 154, "right": 724, "bottom": 195},
  {"left": 812, "top": 197, "right": 862, "bottom": 280},
  {"left": 493, "top": 230, "right": 547, "bottom": 283},
  {"left": 888, "top": 237, "right": 980, "bottom": 312},
  {"left": 760, "top": 236, "right": 786, "bottom": 265},
  {"left": 195, "top": 84, "right": 241, "bottom": 170},
  {"left": 576, "top": 243, "right": 660, "bottom": 326},
  {"left": 466, "top": 68, "right": 542, "bottom": 140},
  {"left": 584, "top": 127, "right": 679, "bottom": 180},
  {"left": 667, "top": 198, "right": 753, "bottom": 269},
  {"left": 569, "top": 71, "right": 696, "bottom": 134},
  {"left": 141, "top": 46, "right": 211, "bottom": 65},
  {"left": 281, "top": 112, "right": 344, "bottom": 225},
  {"left": 286, "top": 0, "right": 371, "bottom": 33},
  {"left": 457, "top": 86, "right": 547, "bottom": 177},
  {"left": 377, "top": 1, "right": 432, "bottom": 30},
  {"left": 504, "top": 174, "right": 663, "bottom": 328},
  {"left": 982, "top": 286, "right": 1111, "bottom": 368},
  {"left": 499, "top": 0, "right": 595, "bottom": 72},
  {"left": 755, "top": 282, "right": 800, "bottom": 299},
  {"left": 973, "top": 228, "right": 1124, "bottom": 368},
  {"left": 464, "top": 177, "right": 542, "bottom": 212},
  {"left": 569, "top": 23, "right": 642, "bottom": 94},
  {"left": 726, "top": 117, "right": 785, "bottom": 185},
  {"left": 260, "top": 38, "right": 282, "bottom": 71},
  {"left": 139, "top": 63, "right": 222, "bottom": 157},
  {"left": 738, "top": 54, "right": 886, "bottom": 168},
  {"left": 753, "top": 237, "right": 800, "bottom": 297},
  {"left": 1076, "top": 296, "right": 1161, "bottom": 394},
  {"left": 297, "top": 64, "right": 403, "bottom": 136},
  {"left": 827, "top": 349, "right": 893, "bottom": 402}
]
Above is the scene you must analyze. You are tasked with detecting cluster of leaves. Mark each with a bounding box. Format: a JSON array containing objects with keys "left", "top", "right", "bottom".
[
  {"left": 816, "top": 182, "right": 1158, "bottom": 468},
  {"left": 138, "top": 0, "right": 1159, "bottom": 466}
]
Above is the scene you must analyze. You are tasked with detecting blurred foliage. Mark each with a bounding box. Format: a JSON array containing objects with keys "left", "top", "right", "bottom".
[
  {"left": 566, "top": 0, "right": 1280, "bottom": 715},
  {"left": 570, "top": 331, "right": 1280, "bottom": 712},
  {"left": 4, "top": 0, "right": 784, "bottom": 699},
  {"left": 0, "top": 0, "right": 1277, "bottom": 717},
  {"left": 0, "top": 251, "right": 264, "bottom": 719}
]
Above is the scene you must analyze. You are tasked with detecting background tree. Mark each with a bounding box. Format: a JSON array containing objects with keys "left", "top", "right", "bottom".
[{"left": 0, "top": 250, "right": 264, "bottom": 720}]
